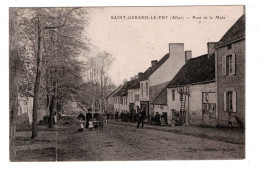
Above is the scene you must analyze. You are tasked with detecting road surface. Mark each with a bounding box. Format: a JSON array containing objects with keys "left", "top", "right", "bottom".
[{"left": 14, "top": 116, "right": 245, "bottom": 161}]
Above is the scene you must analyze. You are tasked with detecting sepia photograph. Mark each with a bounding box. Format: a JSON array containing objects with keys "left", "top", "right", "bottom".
[{"left": 8, "top": 5, "right": 246, "bottom": 162}]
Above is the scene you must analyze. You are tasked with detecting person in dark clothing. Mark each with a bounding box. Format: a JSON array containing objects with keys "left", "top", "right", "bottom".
[
  {"left": 85, "top": 109, "right": 92, "bottom": 128},
  {"left": 155, "top": 112, "right": 161, "bottom": 125},
  {"left": 115, "top": 111, "right": 119, "bottom": 122},
  {"left": 129, "top": 112, "right": 133, "bottom": 123},
  {"left": 137, "top": 108, "right": 146, "bottom": 129}
]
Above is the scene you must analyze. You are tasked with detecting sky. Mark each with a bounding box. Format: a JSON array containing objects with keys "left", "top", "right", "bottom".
[{"left": 85, "top": 6, "right": 244, "bottom": 86}]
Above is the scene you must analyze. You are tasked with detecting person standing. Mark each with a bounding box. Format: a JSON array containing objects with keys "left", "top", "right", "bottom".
[
  {"left": 85, "top": 109, "right": 92, "bottom": 128},
  {"left": 137, "top": 108, "right": 146, "bottom": 129},
  {"left": 99, "top": 114, "right": 104, "bottom": 130},
  {"left": 115, "top": 111, "right": 119, "bottom": 122}
]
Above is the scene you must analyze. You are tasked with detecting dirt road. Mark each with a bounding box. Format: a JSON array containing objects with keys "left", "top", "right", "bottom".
[{"left": 13, "top": 117, "right": 245, "bottom": 161}]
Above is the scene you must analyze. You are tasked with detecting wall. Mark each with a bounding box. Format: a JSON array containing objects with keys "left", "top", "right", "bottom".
[
  {"left": 167, "top": 82, "right": 216, "bottom": 125},
  {"left": 139, "top": 79, "right": 149, "bottom": 101},
  {"left": 152, "top": 105, "right": 170, "bottom": 124},
  {"left": 216, "top": 40, "right": 245, "bottom": 127},
  {"left": 17, "top": 97, "right": 46, "bottom": 124},
  {"left": 149, "top": 43, "right": 185, "bottom": 87},
  {"left": 128, "top": 88, "right": 140, "bottom": 110}
]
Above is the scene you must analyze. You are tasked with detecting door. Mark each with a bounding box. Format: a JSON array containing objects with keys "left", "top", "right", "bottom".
[
  {"left": 140, "top": 101, "right": 149, "bottom": 122},
  {"left": 202, "top": 92, "right": 217, "bottom": 126}
]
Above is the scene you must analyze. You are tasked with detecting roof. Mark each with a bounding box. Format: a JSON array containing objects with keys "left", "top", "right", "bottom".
[
  {"left": 167, "top": 54, "right": 215, "bottom": 88},
  {"left": 150, "top": 87, "right": 167, "bottom": 105},
  {"left": 217, "top": 14, "right": 245, "bottom": 47},
  {"left": 106, "top": 85, "right": 122, "bottom": 99},
  {"left": 140, "top": 53, "right": 169, "bottom": 80},
  {"left": 128, "top": 79, "right": 140, "bottom": 89},
  {"left": 113, "top": 80, "right": 135, "bottom": 97}
]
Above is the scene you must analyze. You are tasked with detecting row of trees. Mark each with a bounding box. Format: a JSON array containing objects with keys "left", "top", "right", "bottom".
[{"left": 10, "top": 7, "right": 116, "bottom": 142}]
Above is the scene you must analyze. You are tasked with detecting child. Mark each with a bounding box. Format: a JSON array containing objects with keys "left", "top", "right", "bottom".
[
  {"left": 77, "top": 117, "right": 84, "bottom": 132},
  {"left": 88, "top": 119, "right": 93, "bottom": 131}
]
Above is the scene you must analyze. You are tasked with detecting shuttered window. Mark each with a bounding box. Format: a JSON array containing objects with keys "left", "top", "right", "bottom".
[
  {"left": 224, "top": 91, "right": 237, "bottom": 112},
  {"left": 231, "top": 54, "right": 236, "bottom": 75},
  {"left": 222, "top": 54, "right": 236, "bottom": 76},
  {"left": 222, "top": 56, "right": 226, "bottom": 76}
]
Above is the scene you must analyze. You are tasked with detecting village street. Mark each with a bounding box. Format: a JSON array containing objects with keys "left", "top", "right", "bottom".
[{"left": 13, "top": 116, "right": 245, "bottom": 161}]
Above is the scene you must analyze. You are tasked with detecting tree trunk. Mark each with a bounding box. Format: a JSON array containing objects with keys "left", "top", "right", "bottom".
[
  {"left": 48, "top": 95, "right": 55, "bottom": 128},
  {"left": 9, "top": 49, "right": 20, "bottom": 160},
  {"left": 31, "top": 20, "right": 43, "bottom": 139}
]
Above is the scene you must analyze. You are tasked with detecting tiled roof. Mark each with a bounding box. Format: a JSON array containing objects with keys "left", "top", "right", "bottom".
[
  {"left": 106, "top": 85, "right": 122, "bottom": 98},
  {"left": 167, "top": 54, "right": 215, "bottom": 88},
  {"left": 150, "top": 87, "right": 167, "bottom": 105},
  {"left": 140, "top": 53, "right": 169, "bottom": 80},
  {"left": 128, "top": 79, "right": 140, "bottom": 89},
  {"left": 113, "top": 80, "right": 135, "bottom": 97},
  {"left": 217, "top": 14, "right": 245, "bottom": 46}
]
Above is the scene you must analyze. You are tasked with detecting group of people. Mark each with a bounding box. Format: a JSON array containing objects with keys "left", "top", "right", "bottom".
[
  {"left": 115, "top": 108, "right": 146, "bottom": 129},
  {"left": 77, "top": 109, "right": 104, "bottom": 132}
]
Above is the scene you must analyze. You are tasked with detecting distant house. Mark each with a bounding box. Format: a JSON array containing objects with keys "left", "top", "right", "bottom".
[
  {"left": 105, "top": 85, "right": 122, "bottom": 114},
  {"left": 113, "top": 80, "right": 134, "bottom": 113},
  {"left": 127, "top": 77, "right": 141, "bottom": 114},
  {"left": 215, "top": 14, "right": 245, "bottom": 127},
  {"left": 139, "top": 43, "right": 186, "bottom": 121}
]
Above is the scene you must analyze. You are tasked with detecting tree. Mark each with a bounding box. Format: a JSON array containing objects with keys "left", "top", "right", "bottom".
[
  {"left": 82, "top": 51, "right": 115, "bottom": 113},
  {"left": 12, "top": 8, "right": 89, "bottom": 138}
]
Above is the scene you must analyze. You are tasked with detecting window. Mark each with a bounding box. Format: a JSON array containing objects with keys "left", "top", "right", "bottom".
[
  {"left": 146, "top": 83, "right": 148, "bottom": 96},
  {"left": 222, "top": 54, "right": 236, "bottom": 76},
  {"left": 224, "top": 91, "right": 237, "bottom": 112},
  {"left": 141, "top": 84, "right": 143, "bottom": 97},
  {"left": 135, "top": 94, "right": 139, "bottom": 101},
  {"left": 172, "top": 89, "right": 175, "bottom": 101},
  {"left": 227, "top": 92, "right": 233, "bottom": 111}
]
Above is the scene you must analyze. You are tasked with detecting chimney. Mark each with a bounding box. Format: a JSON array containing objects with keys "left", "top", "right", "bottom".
[
  {"left": 207, "top": 42, "right": 217, "bottom": 59},
  {"left": 185, "top": 50, "right": 192, "bottom": 63},
  {"left": 134, "top": 75, "right": 138, "bottom": 79},
  {"left": 138, "top": 72, "right": 143, "bottom": 78},
  {"left": 130, "top": 77, "right": 135, "bottom": 80},
  {"left": 151, "top": 60, "right": 158, "bottom": 67}
]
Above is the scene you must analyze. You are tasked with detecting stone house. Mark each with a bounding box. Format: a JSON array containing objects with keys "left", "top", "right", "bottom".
[
  {"left": 167, "top": 50, "right": 216, "bottom": 126},
  {"left": 215, "top": 14, "right": 245, "bottom": 127}
]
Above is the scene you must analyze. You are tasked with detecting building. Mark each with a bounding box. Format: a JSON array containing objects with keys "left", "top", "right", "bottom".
[
  {"left": 113, "top": 80, "right": 134, "bottom": 113},
  {"left": 139, "top": 43, "right": 186, "bottom": 121},
  {"left": 215, "top": 14, "right": 245, "bottom": 128},
  {"left": 105, "top": 85, "right": 122, "bottom": 114},
  {"left": 151, "top": 43, "right": 217, "bottom": 126},
  {"left": 150, "top": 87, "right": 169, "bottom": 125},
  {"left": 127, "top": 78, "right": 141, "bottom": 114},
  {"left": 166, "top": 49, "right": 216, "bottom": 126}
]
